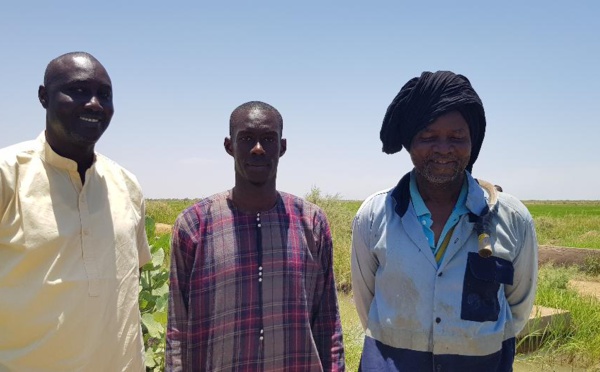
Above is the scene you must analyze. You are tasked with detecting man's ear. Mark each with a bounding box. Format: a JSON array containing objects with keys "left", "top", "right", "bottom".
[
  {"left": 224, "top": 137, "right": 234, "bottom": 156},
  {"left": 279, "top": 138, "right": 287, "bottom": 157},
  {"left": 38, "top": 85, "right": 48, "bottom": 108}
]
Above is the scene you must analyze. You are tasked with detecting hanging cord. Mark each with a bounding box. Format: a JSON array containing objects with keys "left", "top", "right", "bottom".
[{"left": 474, "top": 179, "right": 499, "bottom": 258}]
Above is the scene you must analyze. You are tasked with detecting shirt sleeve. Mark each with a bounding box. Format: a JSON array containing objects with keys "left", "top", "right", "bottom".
[
  {"left": 351, "top": 203, "right": 378, "bottom": 331},
  {"left": 505, "top": 216, "right": 539, "bottom": 335},
  {"left": 166, "top": 212, "right": 195, "bottom": 372},
  {"left": 312, "top": 210, "right": 345, "bottom": 372}
]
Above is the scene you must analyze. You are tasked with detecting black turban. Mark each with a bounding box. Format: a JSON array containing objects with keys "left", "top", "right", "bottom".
[{"left": 380, "top": 71, "right": 486, "bottom": 172}]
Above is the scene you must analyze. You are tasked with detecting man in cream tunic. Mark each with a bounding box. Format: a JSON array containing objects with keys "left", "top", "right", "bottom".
[{"left": 0, "top": 52, "right": 151, "bottom": 371}]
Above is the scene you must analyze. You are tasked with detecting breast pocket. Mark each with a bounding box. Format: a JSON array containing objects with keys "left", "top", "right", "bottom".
[{"left": 461, "top": 252, "right": 514, "bottom": 322}]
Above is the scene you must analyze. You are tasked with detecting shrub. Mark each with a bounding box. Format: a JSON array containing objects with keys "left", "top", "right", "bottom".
[{"left": 140, "top": 217, "right": 171, "bottom": 371}]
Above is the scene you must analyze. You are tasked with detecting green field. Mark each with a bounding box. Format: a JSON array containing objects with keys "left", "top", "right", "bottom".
[
  {"left": 143, "top": 196, "right": 600, "bottom": 371},
  {"left": 147, "top": 198, "right": 600, "bottom": 249},
  {"left": 525, "top": 201, "right": 600, "bottom": 249}
]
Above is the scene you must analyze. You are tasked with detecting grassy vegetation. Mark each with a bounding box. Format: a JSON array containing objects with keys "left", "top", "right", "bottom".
[
  {"left": 144, "top": 195, "right": 600, "bottom": 371},
  {"left": 338, "top": 293, "right": 364, "bottom": 371},
  {"left": 305, "top": 187, "right": 357, "bottom": 293},
  {"left": 525, "top": 201, "right": 600, "bottom": 249},
  {"left": 145, "top": 198, "right": 199, "bottom": 225},
  {"left": 520, "top": 265, "right": 600, "bottom": 370}
]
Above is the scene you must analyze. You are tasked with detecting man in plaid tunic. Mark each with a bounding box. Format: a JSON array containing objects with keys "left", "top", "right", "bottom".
[{"left": 166, "top": 101, "right": 345, "bottom": 371}]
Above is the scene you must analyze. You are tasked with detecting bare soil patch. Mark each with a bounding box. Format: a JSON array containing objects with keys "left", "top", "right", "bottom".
[
  {"left": 538, "top": 245, "right": 600, "bottom": 267},
  {"left": 568, "top": 280, "right": 600, "bottom": 301},
  {"left": 155, "top": 223, "right": 172, "bottom": 235},
  {"left": 539, "top": 245, "right": 600, "bottom": 303}
]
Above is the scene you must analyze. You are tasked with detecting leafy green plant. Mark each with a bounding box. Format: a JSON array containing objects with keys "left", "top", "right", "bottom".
[{"left": 140, "top": 217, "right": 171, "bottom": 371}]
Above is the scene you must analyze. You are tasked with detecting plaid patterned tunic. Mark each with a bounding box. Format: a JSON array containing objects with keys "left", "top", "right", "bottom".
[{"left": 166, "top": 191, "right": 345, "bottom": 371}]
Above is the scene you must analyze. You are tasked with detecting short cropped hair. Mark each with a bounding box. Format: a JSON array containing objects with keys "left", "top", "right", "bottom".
[
  {"left": 43, "top": 51, "right": 98, "bottom": 86},
  {"left": 229, "top": 101, "right": 283, "bottom": 136}
]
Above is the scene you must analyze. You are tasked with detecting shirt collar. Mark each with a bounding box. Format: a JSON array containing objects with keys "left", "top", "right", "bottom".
[
  {"left": 37, "top": 132, "right": 98, "bottom": 172},
  {"left": 408, "top": 170, "right": 474, "bottom": 217},
  {"left": 391, "top": 168, "right": 490, "bottom": 218},
  {"left": 409, "top": 171, "right": 430, "bottom": 217}
]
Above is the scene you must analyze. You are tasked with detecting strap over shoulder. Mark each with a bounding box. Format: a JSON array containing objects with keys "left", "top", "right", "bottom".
[{"left": 474, "top": 179, "right": 499, "bottom": 258}]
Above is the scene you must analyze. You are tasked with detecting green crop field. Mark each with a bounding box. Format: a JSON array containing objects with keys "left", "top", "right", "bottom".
[
  {"left": 525, "top": 201, "right": 600, "bottom": 249},
  {"left": 142, "top": 195, "right": 600, "bottom": 371}
]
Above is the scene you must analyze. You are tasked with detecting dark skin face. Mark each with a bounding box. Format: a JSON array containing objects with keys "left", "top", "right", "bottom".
[
  {"left": 410, "top": 110, "right": 471, "bottom": 189},
  {"left": 38, "top": 55, "right": 114, "bottom": 182},
  {"left": 224, "top": 108, "right": 286, "bottom": 212},
  {"left": 409, "top": 110, "right": 472, "bottom": 243}
]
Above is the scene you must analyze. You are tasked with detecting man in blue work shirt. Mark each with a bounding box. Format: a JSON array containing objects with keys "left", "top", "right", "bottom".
[{"left": 351, "top": 71, "right": 538, "bottom": 371}]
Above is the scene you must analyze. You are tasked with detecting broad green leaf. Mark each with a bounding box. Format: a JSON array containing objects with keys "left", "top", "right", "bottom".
[
  {"left": 156, "top": 294, "right": 168, "bottom": 312},
  {"left": 145, "top": 348, "right": 156, "bottom": 368},
  {"left": 151, "top": 248, "right": 165, "bottom": 268},
  {"left": 145, "top": 216, "right": 156, "bottom": 239},
  {"left": 154, "top": 282, "right": 169, "bottom": 297},
  {"left": 153, "top": 310, "right": 168, "bottom": 325},
  {"left": 142, "top": 313, "right": 163, "bottom": 338},
  {"left": 139, "top": 297, "right": 149, "bottom": 310}
]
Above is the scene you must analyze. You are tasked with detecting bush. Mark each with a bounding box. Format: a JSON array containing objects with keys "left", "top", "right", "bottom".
[{"left": 140, "top": 217, "right": 171, "bottom": 371}]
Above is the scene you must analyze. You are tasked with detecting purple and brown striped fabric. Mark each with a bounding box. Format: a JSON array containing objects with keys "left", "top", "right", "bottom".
[{"left": 166, "top": 191, "right": 345, "bottom": 371}]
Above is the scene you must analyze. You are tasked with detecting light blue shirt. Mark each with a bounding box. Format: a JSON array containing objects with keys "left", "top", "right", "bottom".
[
  {"left": 351, "top": 171, "right": 539, "bottom": 358},
  {"left": 409, "top": 172, "right": 469, "bottom": 264}
]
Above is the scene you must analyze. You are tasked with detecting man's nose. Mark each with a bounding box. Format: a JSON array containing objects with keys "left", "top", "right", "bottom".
[
  {"left": 85, "top": 95, "right": 103, "bottom": 111},
  {"left": 251, "top": 141, "right": 265, "bottom": 155},
  {"left": 434, "top": 140, "right": 453, "bottom": 154}
]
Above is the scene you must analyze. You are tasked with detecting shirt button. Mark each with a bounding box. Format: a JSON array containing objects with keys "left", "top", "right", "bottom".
[
  {"left": 257, "top": 224, "right": 261, "bottom": 227},
  {"left": 422, "top": 220, "right": 427, "bottom": 225},
  {"left": 259, "top": 272, "right": 263, "bottom": 277},
  {"left": 260, "top": 329, "right": 264, "bottom": 334},
  {"left": 258, "top": 278, "right": 262, "bottom": 282},
  {"left": 259, "top": 336, "right": 264, "bottom": 341},
  {"left": 259, "top": 266, "right": 263, "bottom": 271},
  {"left": 436, "top": 317, "right": 441, "bottom": 324},
  {"left": 437, "top": 272, "right": 443, "bottom": 277}
]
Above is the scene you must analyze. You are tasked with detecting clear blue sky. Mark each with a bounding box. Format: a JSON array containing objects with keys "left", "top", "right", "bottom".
[{"left": 2, "top": 1, "right": 598, "bottom": 200}]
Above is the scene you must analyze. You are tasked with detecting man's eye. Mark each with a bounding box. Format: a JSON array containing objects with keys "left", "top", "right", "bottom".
[
  {"left": 240, "top": 136, "right": 253, "bottom": 142},
  {"left": 68, "top": 87, "right": 85, "bottom": 94},
  {"left": 100, "top": 91, "right": 112, "bottom": 99},
  {"left": 262, "top": 137, "right": 275, "bottom": 143}
]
